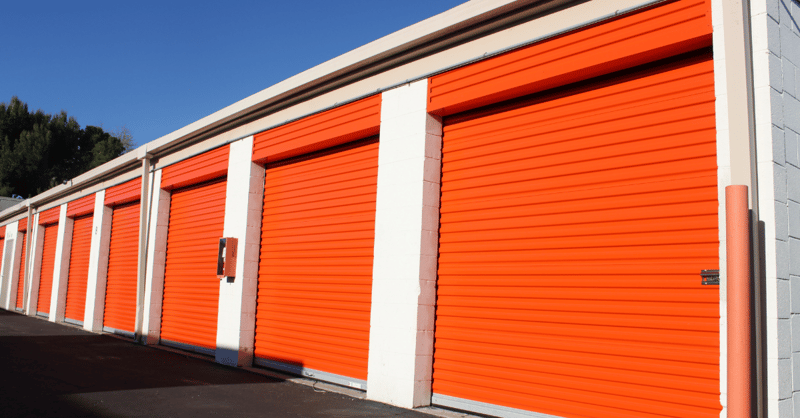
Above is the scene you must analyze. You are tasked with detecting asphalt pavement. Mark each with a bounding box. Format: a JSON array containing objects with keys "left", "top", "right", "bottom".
[{"left": 0, "top": 309, "right": 454, "bottom": 418}]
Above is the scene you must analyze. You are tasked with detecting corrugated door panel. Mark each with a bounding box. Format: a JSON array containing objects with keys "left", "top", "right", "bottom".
[
  {"left": 427, "top": 0, "right": 712, "bottom": 116},
  {"left": 434, "top": 53, "right": 720, "bottom": 418},
  {"left": 103, "top": 201, "right": 141, "bottom": 333},
  {"left": 161, "top": 146, "right": 229, "bottom": 190},
  {"left": 37, "top": 224, "right": 58, "bottom": 315},
  {"left": 16, "top": 230, "right": 27, "bottom": 309},
  {"left": 252, "top": 95, "right": 381, "bottom": 164},
  {"left": 67, "top": 195, "right": 95, "bottom": 218},
  {"left": 105, "top": 177, "right": 142, "bottom": 206},
  {"left": 161, "top": 177, "right": 226, "bottom": 351},
  {"left": 64, "top": 214, "right": 93, "bottom": 322},
  {"left": 254, "top": 140, "right": 379, "bottom": 382},
  {"left": 38, "top": 207, "right": 60, "bottom": 225}
]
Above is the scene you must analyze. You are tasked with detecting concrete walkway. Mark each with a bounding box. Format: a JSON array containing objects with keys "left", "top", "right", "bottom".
[{"left": 0, "top": 309, "right": 443, "bottom": 418}]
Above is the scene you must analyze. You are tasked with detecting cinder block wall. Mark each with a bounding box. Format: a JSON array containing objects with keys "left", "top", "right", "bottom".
[{"left": 751, "top": 0, "right": 800, "bottom": 415}]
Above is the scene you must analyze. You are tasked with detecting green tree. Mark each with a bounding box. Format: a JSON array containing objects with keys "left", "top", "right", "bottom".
[{"left": 0, "top": 96, "right": 132, "bottom": 197}]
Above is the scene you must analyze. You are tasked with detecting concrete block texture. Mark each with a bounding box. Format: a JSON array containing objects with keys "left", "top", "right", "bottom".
[
  {"left": 1, "top": 225, "right": 16, "bottom": 309},
  {"left": 785, "top": 56, "right": 797, "bottom": 98},
  {"left": 84, "top": 191, "right": 111, "bottom": 332},
  {"left": 780, "top": 357, "right": 793, "bottom": 399},
  {"left": 787, "top": 128, "right": 798, "bottom": 167},
  {"left": 781, "top": 279, "right": 793, "bottom": 319},
  {"left": 49, "top": 206, "right": 72, "bottom": 323},
  {"left": 748, "top": 0, "right": 800, "bottom": 415},
  {"left": 215, "top": 136, "right": 263, "bottom": 368},
  {"left": 9, "top": 227, "right": 23, "bottom": 310},
  {"left": 25, "top": 214, "right": 43, "bottom": 316},
  {"left": 367, "top": 79, "right": 441, "bottom": 408},
  {"left": 779, "top": 318, "right": 792, "bottom": 358},
  {"left": 143, "top": 171, "right": 168, "bottom": 344},
  {"left": 0, "top": 223, "right": 19, "bottom": 309},
  {"left": 792, "top": 276, "right": 800, "bottom": 314}
]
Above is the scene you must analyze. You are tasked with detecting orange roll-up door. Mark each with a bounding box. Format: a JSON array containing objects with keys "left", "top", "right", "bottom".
[
  {"left": 16, "top": 230, "right": 27, "bottom": 309},
  {"left": 433, "top": 53, "right": 720, "bottom": 418},
  {"left": 103, "top": 200, "right": 140, "bottom": 334},
  {"left": 160, "top": 177, "right": 226, "bottom": 353},
  {"left": 64, "top": 214, "right": 93, "bottom": 323},
  {"left": 254, "top": 139, "right": 379, "bottom": 386},
  {"left": 0, "top": 235, "right": 3, "bottom": 293},
  {"left": 37, "top": 223, "right": 59, "bottom": 315}
]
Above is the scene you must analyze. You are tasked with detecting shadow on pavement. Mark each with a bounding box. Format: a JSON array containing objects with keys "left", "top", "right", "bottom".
[
  {"left": 0, "top": 310, "right": 429, "bottom": 418},
  {"left": 0, "top": 310, "right": 284, "bottom": 417}
]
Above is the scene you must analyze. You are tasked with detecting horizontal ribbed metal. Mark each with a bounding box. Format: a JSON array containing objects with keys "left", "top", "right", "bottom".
[
  {"left": 67, "top": 195, "right": 95, "bottom": 218},
  {"left": 16, "top": 231, "right": 26, "bottom": 309},
  {"left": 160, "top": 145, "right": 229, "bottom": 190},
  {"left": 65, "top": 214, "right": 93, "bottom": 323},
  {"left": 434, "top": 54, "right": 720, "bottom": 417},
  {"left": 161, "top": 178, "right": 226, "bottom": 351},
  {"left": 255, "top": 140, "right": 379, "bottom": 383},
  {"left": 427, "top": 0, "right": 712, "bottom": 116},
  {"left": 37, "top": 224, "right": 58, "bottom": 314},
  {"left": 103, "top": 201, "right": 141, "bottom": 333},
  {"left": 105, "top": 177, "right": 142, "bottom": 207}
]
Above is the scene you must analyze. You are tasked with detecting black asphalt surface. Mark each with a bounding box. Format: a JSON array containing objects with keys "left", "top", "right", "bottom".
[{"left": 0, "top": 309, "right": 432, "bottom": 418}]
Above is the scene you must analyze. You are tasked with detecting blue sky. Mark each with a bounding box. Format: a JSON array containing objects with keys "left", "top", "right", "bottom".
[{"left": 1, "top": 1, "right": 465, "bottom": 148}]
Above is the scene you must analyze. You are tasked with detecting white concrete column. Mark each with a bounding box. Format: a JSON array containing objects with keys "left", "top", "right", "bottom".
[
  {"left": 0, "top": 223, "right": 11, "bottom": 309},
  {"left": 84, "top": 190, "right": 112, "bottom": 332},
  {"left": 142, "top": 170, "right": 169, "bottom": 345},
  {"left": 7, "top": 228, "right": 23, "bottom": 311},
  {"left": 215, "top": 135, "right": 264, "bottom": 367},
  {"left": 25, "top": 213, "right": 44, "bottom": 316},
  {"left": 366, "top": 79, "right": 442, "bottom": 408},
  {"left": 0, "top": 222, "right": 18, "bottom": 310},
  {"left": 49, "top": 204, "right": 73, "bottom": 322}
]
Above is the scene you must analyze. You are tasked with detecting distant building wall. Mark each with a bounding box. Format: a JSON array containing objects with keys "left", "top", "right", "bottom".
[{"left": 0, "top": 197, "right": 23, "bottom": 213}]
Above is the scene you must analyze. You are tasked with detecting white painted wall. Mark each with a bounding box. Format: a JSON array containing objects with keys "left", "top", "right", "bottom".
[
  {"left": 366, "top": 79, "right": 442, "bottom": 408},
  {"left": 0, "top": 222, "right": 16, "bottom": 309},
  {"left": 25, "top": 213, "right": 43, "bottom": 316},
  {"left": 84, "top": 190, "right": 112, "bottom": 332},
  {"left": 142, "top": 170, "right": 169, "bottom": 345},
  {"left": 710, "top": 0, "right": 734, "bottom": 413},
  {"left": 7, "top": 223, "right": 23, "bottom": 311},
  {"left": 49, "top": 204, "right": 72, "bottom": 322},
  {"left": 215, "top": 135, "right": 264, "bottom": 367}
]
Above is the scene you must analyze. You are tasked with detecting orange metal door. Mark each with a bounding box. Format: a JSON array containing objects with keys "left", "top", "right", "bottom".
[
  {"left": 64, "top": 214, "right": 93, "bottom": 323},
  {"left": 37, "top": 224, "right": 59, "bottom": 315},
  {"left": 433, "top": 54, "right": 721, "bottom": 417},
  {"left": 161, "top": 177, "right": 226, "bottom": 352},
  {"left": 254, "top": 140, "right": 379, "bottom": 385},
  {"left": 16, "top": 231, "right": 26, "bottom": 309},
  {"left": 103, "top": 201, "right": 140, "bottom": 333}
]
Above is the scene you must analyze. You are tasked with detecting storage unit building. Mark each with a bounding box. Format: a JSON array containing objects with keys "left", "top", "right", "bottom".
[
  {"left": 426, "top": 2, "right": 720, "bottom": 416},
  {"left": 0, "top": 0, "right": 796, "bottom": 416}
]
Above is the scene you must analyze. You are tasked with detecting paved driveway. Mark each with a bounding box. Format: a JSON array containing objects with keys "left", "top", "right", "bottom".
[{"left": 0, "top": 309, "right": 436, "bottom": 418}]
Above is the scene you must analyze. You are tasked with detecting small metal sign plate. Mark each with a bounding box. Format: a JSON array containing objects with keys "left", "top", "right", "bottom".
[{"left": 701, "top": 269, "right": 720, "bottom": 285}]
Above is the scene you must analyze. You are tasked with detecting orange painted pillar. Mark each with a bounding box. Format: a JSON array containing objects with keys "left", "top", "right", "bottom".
[{"left": 726, "top": 185, "right": 751, "bottom": 417}]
